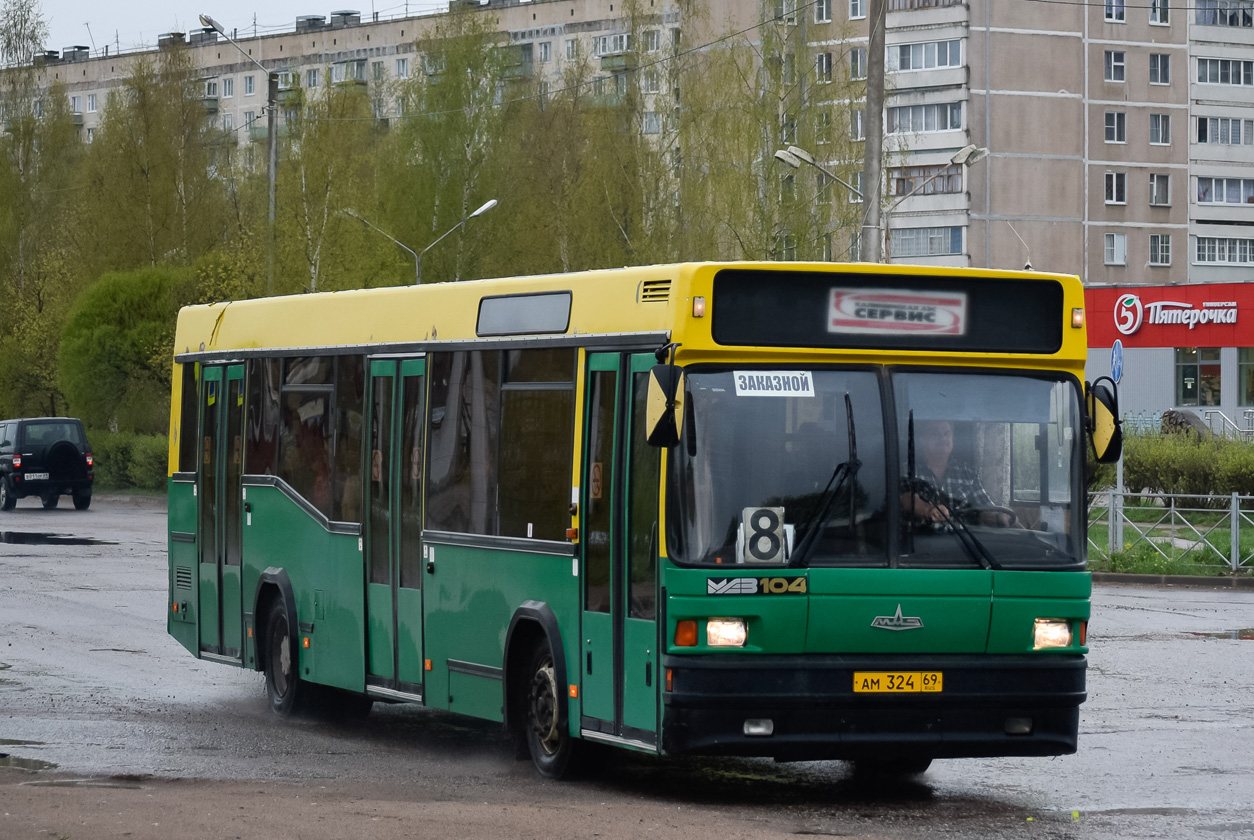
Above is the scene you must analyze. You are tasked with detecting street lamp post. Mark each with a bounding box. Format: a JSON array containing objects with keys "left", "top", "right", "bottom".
[
  {"left": 345, "top": 199, "right": 498, "bottom": 285},
  {"left": 200, "top": 12, "right": 278, "bottom": 295},
  {"left": 774, "top": 144, "right": 989, "bottom": 262}
]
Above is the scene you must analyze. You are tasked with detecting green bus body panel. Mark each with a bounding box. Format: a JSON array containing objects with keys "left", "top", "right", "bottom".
[
  {"left": 241, "top": 485, "right": 365, "bottom": 692},
  {"left": 167, "top": 478, "right": 199, "bottom": 652},
  {"left": 221, "top": 566, "right": 243, "bottom": 653},
  {"left": 622, "top": 616, "right": 658, "bottom": 732},
  {"left": 397, "top": 587, "right": 424, "bottom": 684},
  {"left": 581, "top": 611, "right": 614, "bottom": 721},
  {"left": 367, "top": 582, "right": 395, "bottom": 678},
  {"left": 988, "top": 571, "right": 1091, "bottom": 655},
  {"left": 449, "top": 671, "right": 505, "bottom": 722},
  {"left": 423, "top": 541, "right": 577, "bottom": 726}
]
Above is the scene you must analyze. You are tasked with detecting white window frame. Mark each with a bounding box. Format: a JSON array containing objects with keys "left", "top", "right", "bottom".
[
  {"left": 817, "top": 52, "right": 833, "bottom": 83},
  {"left": 643, "top": 110, "right": 661, "bottom": 135},
  {"left": 850, "top": 0, "right": 866, "bottom": 19},
  {"left": 70, "top": 95, "right": 81, "bottom": 114},
  {"left": 887, "top": 102, "right": 963, "bottom": 135},
  {"left": 1105, "top": 111, "right": 1126, "bottom": 143},
  {"left": 396, "top": 57, "right": 409, "bottom": 79},
  {"left": 644, "top": 30, "right": 661, "bottom": 53},
  {"left": 1105, "top": 0, "right": 1125, "bottom": 22},
  {"left": 1197, "top": 116, "right": 1254, "bottom": 145},
  {"left": 1105, "top": 232, "right": 1128, "bottom": 265},
  {"left": 1150, "top": 0, "right": 1169, "bottom": 24},
  {"left": 223, "top": 77, "right": 234, "bottom": 98},
  {"left": 1195, "top": 237, "right": 1254, "bottom": 265},
  {"left": 1150, "top": 113, "right": 1171, "bottom": 145},
  {"left": 890, "top": 226, "right": 963, "bottom": 258},
  {"left": 1197, "top": 57, "right": 1254, "bottom": 86},
  {"left": 244, "top": 74, "right": 255, "bottom": 96},
  {"left": 1105, "top": 171, "right": 1127, "bottom": 205},
  {"left": 87, "top": 93, "right": 97, "bottom": 112},
  {"left": 1105, "top": 50, "right": 1126, "bottom": 82},
  {"left": 894, "top": 40, "right": 962, "bottom": 72},
  {"left": 223, "top": 111, "right": 234, "bottom": 131},
  {"left": 850, "top": 47, "right": 866, "bottom": 80},
  {"left": 538, "top": 42, "right": 551, "bottom": 63},
  {"left": 850, "top": 109, "right": 865, "bottom": 141},
  {"left": 1197, "top": 176, "right": 1254, "bottom": 204},
  {"left": 1150, "top": 173, "right": 1171, "bottom": 206},
  {"left": 565, "top": 38, "right": 578, "bottom": 61},
  {"left": 1150, "top": 53, "right": 1170, "bottom": 85},
  {"left": 306, "top": 68, "right": 320, "bottom": 88},
  {"left": 1149, "top": 234, "right": 1172, "bottom": 266},
  {"left": 816, "top": 0, "right": 832, "bottom": 23}
]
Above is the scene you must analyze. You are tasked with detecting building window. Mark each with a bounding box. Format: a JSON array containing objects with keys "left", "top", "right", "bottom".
[
  {"left": 894, "top": 40, "right": 962, "bottom": 71},
  {"left": 641, "top": 69, "right": 661, "bottom": 93},
  {"left": 1105, "top": 51, "right": 1126, "bottom": 82},
  {"left": 1197, "top": 177, "right": 1254, "bottom": 204},
  {"left": 245, "top": 75, "right": 255, "bottom": 96},
  {"left": 643, "top": 111, "right": 661, "bottom": 135},
  {"left": 1150, "top": 0, "right": 1169, "bottom": 23},
  {"left": 565, "top": 38, "right": 578, "bottom": 60},
  {"left": 781, "top": 113, "right": 797, "bottom": 144},
  {"left": 1176, "top": 348, "right": 1221, "bottom": 407},
  {"left": 538, "top": 41, "right": 551, "bottom": 63},
  {"left": 243, "top": 110, "right": 256, "bottom": 128},
  {"left": 774, "top": 0, "right": 799, "bottom": 24},
  {"left": 815, "top": 109, "right": 833, "bottom": 144},
  {"left": 1105, "top": 171, "right": 1127, "bottom": 204},
  {"left": 849, "top": 48, "right": 866, "bottom": 80},
  {"left": 87, "top": 93, "right": 97, "bottom": 112},
  {"left": 890, "top": 163, "right": 963, "bottom": 196},
  {"left": 849, "top": 170, "right": 863, "bottom": 203},
  {"left": 594, "top": 33, "right": 631, "bottom": 56},
  {"left": 1240, "top": 349, "right": 1254, "bottom": 405},
  {"left": 306, "top": 68, "right": 319, "bottom": 88},
  {"left": 644, "top": 30, "right": 661, "bottom": 52},
  {"left": 822, "top": 233, "right": 834, "bottom": 261},
  {"left": 395, "top": 57, "right": 409, "bottom": 79},
  {"left": 1104, "top": 111, "right": 1126, "bottom": 143},
  {"left": 1104, "top": 232, "right": 1127, "bottom": 265},
  {"left": 850, "top": 109, "right": 865, "bottom": 141},
  {"left": 776, "top": 234, "right": 797, "bottom": 261},
  {"left": 223, "top": 111, "right": 234, "bottom": 131},
  {"left": 86, "top": 126, "right": 94, "bottom": 143},
  {"left": 783, "top": 52, "right": 796, "bottom": 85},
  {"left": 1149, "top": 234, "right": 1172, "bottom": 266},
  {"left": 1150, "top": 113, "right": 1171, "bottom": 145},
  {"left": 1197, "top": 116, "right": 1253, "bottom": 145},
  {"left": 70, "top": 95, "right": 81, "bottom": 113},
  {"left": 1196, "top": 0, "right": 1254, "bottom": 27},
  {"left": 1150, "top": 53, "right": 1170, "bottom": 84},
  {"left": 817, "top": 51, "right": 833, "bottom": 83},
  {"left": 850, "top": 0, "right": 866, "bottom": 19},
  {"left": 1196, "top": 236, "right": 1254, "bottom": 263},
  {"left": 890, "top": 226, "right": 963, "bottom": 257},
  {"left": 372, "top": 61, "right": 385, "bottom": 82},
  {"left": 1197, "top": 58, "right": 1254, "bottom": 85},
  {"left": 816, "top": 0, "right": 832, "bottom": 22},
  {"left": 223, "top": 77, "right": 234, "bottom": 98},
  {"left": 1150, "top": 173, "right": 1171, "bottom": 205},
  {"left": 887, "top": 102, "right": 962, "bottom": 134},
  {"left": 1106, "top": 0, "right": 1125, "bottom": 22}
]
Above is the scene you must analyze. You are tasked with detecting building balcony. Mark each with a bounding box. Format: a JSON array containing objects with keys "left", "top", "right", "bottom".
[{"left": 600, "top": 53, "right": 637, "bottom": 73}]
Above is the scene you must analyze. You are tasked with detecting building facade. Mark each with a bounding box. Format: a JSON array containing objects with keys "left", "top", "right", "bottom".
[{"left": 28, "top": 0, "right": 1254, "bottom": 281}]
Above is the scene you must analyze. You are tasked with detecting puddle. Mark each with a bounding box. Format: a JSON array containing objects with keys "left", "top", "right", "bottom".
[
  {"left": 0, "top": 531, "right": 116, "bottom": 547},
  {"left": 0, "top": 754, "right": 57, "bottom": 771},
  {"left": 1187, "top": 629, "right": 1254, "bottom": 640}
]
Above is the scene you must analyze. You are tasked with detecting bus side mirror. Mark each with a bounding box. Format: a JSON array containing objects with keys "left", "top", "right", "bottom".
[
  {"left": 1086, "top": 376, "right": 1123, "bottom": 464},
  {"left": 645, "top": 365, "right": 684, "bottom": 448}
]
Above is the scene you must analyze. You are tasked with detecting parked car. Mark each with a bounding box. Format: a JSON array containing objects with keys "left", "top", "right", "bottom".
[{"left": 0, "top": 417, "right": 94, "bottom": 510}]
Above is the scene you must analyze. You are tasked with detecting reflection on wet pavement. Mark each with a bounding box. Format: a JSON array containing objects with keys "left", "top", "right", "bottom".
[{"left": 0, "top": 531, "right": 116, "bottom": 546}]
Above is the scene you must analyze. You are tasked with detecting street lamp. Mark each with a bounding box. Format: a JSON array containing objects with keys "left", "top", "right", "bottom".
[
  {"left": 414, "top": 199, "right": 498, "bottom": 285},
  {"left": 200, "top": 12, "right": 278, "bottom": 295},
  {"left": 342, "top": 209, "right": 421, "bottom": 284},
  {"left": 774, "top": 144, "right": 989, "bottom": 262}
]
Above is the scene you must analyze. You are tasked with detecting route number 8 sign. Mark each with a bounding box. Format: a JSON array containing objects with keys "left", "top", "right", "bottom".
[{"left": 737, "top": 507, "right": 789, "bottom": 564}]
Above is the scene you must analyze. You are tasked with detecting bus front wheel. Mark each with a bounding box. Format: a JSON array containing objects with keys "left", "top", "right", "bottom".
[
  {"left": 263, "top": 598, "right": 306, "bottom": 717},
  {"left": 525, "top": 644, "right": 578, "bottom": 779}
]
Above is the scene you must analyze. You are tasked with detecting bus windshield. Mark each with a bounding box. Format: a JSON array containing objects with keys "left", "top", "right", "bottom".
[{"left": 665, "top": 368, "right": 1083, "bottom": 571}]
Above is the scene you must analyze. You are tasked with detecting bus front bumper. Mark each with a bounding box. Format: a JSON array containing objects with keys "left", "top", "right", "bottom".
[{"left": 661, "top": 653, "right": 1085, "bottom": 761}]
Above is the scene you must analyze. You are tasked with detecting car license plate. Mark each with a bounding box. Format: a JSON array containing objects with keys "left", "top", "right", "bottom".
[
  {"left": 24, "top": 472, "right": 50, "bottom": 480},
  {"left": 853, "top": 671, "right": 942, "bottom": 693}
]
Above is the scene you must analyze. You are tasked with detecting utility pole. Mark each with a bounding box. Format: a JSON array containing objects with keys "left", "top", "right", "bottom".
[{"left": 860, "top": 0, "right": 886, "bottom": 262}]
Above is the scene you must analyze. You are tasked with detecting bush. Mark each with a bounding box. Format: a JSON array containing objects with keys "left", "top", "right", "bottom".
[
  {"left": 87, "top": 429, "right": 168, "bottom": 491},
  {"left": 1114, "top": 432, "right": 1254, "bottom": 505}
]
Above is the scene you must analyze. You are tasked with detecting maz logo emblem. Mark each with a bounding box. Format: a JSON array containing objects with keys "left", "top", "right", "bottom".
[{"left": 870, "top": 605, "right": 924, "bottom": 631}]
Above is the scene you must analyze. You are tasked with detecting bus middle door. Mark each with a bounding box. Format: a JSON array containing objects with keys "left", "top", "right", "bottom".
[
  {"left": 197, "top": 364, "right": 245, "bottom": 662},
  {"left": 365, "top": 358, "right": 427, "bottom": 700},
  {"left": 580, "top": 352, "right": 660, "bottom": 749}
]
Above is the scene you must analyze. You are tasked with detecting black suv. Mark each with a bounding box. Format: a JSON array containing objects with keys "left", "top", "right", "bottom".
[{"left": 0, "top": 417, "right": 94, "bottom": 511}]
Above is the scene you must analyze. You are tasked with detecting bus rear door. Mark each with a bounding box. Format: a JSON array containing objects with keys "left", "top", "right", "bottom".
[
  {"left": 197, "top": 363, "right": 244, "bottom": 662},
  {"left": 581, "top": 352, "right": 660, "bottom": 748},
  {"left": 365, "top": 358, "right": 427, "bottom": 700}
]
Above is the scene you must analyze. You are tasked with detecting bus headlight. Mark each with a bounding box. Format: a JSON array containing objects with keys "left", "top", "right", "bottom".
[
  {"left": 1033, "top": 619, "right": 1072, "bottom": 650},
  {"left": 707, "top": 618, "right": 747, "bottom": 647}
]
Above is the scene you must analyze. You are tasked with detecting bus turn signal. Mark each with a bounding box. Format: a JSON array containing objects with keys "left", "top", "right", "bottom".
[{"left": 674, "top": 620, "right": 698, "bottom": 647}]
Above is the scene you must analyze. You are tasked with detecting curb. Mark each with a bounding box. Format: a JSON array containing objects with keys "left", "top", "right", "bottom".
[{"left": 1091, "top": 571, "right": 1254, "bottom": 589}]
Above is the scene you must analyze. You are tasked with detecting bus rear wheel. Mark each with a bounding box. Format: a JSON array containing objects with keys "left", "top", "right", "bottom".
[
  {"left": 263, "top": 598, "right": 306, "bottom": 717},
  {"left": 525, "top": 644, "right": 578, "bottom": 779}
]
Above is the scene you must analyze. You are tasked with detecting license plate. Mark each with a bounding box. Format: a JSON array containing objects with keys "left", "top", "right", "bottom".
[
  {"left": 24, "top": 472, "right": 50, "bottom": 480},
  {"left": 853, "top": 671, "right": 943, "bottom": 693}
]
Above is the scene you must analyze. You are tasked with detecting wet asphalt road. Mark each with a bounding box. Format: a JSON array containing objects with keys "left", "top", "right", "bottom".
[{"left": 2, "top": 495, "right": 1253, "bottom": 838}]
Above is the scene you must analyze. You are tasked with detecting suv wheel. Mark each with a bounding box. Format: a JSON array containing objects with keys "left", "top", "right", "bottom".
[
  {"left": 0, "top": 478, "right": 14, "bottom": 511},
  {"left": 73, "top": 490, "right": 92, "bottom": 511},
  {"left": 41, "top": 493, "right": 59, "bottom": 510}
]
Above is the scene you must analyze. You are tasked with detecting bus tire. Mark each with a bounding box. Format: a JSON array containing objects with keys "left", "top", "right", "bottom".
[
  {"left": 852, "top": 756, "right": 933, "bottom": 777},
  {"left": 525, "top": 643, "right": 578, "bottom": 779},
  {"left": 263, "top": 597, "right": 306, "bottom": 717}
]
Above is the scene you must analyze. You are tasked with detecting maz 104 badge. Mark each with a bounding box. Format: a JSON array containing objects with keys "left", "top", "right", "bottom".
[
  {"left": 828, "top": 288, "right": 968, "bottom": 336},
  {"left": 736, "top": 507, "right": 794, "bottom": 564}
]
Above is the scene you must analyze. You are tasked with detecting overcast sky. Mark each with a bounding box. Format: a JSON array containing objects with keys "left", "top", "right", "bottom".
[{"left": 42, "top": 0, "right": 447, "bottom": 55}]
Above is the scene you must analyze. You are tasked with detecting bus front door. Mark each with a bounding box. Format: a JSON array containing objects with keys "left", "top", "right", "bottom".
[
  {"left": 365, "top": 358, "right": 427, "bottom": 700},
  {"left": 581, "top": 352, "right": 660, "bottom": 748},
  {"left": 197, "top": 364, "right": 245, "bottom": 662}
]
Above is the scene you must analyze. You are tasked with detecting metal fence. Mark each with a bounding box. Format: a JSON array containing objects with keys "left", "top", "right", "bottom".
[{"left": 1087, "top": 490, "right": 1254, "bottom": 573}]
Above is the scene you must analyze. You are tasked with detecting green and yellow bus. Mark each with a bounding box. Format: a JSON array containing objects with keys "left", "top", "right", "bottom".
[{"left": 167, "top": 262, "right": 1120, "bottom": 777}]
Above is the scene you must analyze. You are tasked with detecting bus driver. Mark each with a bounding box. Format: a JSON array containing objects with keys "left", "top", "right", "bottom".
[{"left": 902, "top": 419, "right": 1014, "bottom": 528}]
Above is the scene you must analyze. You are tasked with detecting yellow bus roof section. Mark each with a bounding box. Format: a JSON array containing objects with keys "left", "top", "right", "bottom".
[{"left": 172, "top": 262, "right": 1086, "bottom": 370}]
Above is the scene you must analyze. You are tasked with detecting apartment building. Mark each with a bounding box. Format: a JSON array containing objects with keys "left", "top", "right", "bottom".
[{"left": 30, "top": 0, "right": 1253, "bottom": 283}]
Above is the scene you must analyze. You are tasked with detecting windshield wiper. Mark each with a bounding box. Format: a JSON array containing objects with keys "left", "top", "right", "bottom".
[
  {"left": 905, "top": 411, "right": 1001, "bottom": 571},
  {"left": 792, "top": 393, "right": 861, "bottom": 566}
]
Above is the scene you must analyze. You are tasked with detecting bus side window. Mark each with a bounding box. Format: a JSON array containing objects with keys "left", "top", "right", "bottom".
[{"left": 178, "top": 363, "right": 199, "bottom": 473}]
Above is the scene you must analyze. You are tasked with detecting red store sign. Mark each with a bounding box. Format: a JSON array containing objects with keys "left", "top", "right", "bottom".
[{"left": 1085, "top": 283, "right": 1251, "bottom": 348}]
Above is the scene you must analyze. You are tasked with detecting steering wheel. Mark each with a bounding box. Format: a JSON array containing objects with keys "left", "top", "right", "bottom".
[{"left": 955, "top": 505, "right": 1018, "bottom": 527}]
